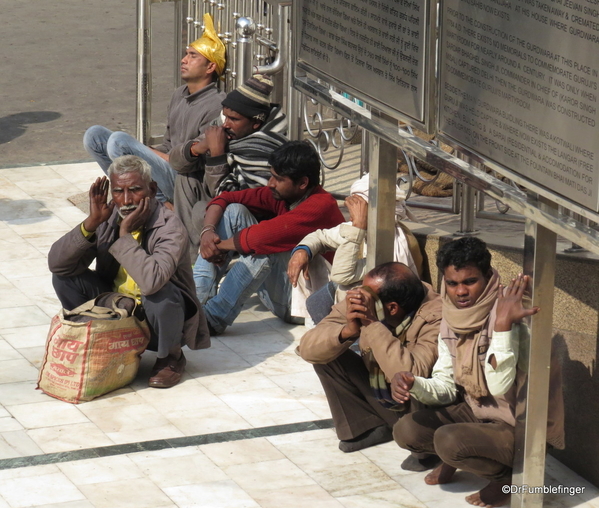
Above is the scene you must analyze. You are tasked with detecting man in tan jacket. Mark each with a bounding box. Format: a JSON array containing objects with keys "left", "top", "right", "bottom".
[
  {"left": 299, "top": 262, "right": 441, "bottom": 468},
  {"left": 48, "top": 155, "right": 210, "bottom": 389}
]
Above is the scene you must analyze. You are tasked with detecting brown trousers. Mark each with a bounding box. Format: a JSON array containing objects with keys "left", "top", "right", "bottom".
[
  {"left": 393, "top": 402, "right": 514, "bottom": 482},
  {"left": 313, "top": 350, "right": 404, "bottom": 440}
]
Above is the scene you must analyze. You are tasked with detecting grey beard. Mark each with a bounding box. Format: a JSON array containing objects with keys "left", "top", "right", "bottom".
[{"left": 117, "top": 205, "right": 137, "bottom": 218}]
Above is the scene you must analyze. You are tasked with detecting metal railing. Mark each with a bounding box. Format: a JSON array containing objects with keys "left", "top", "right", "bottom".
[
  {"left": 136, "top": 0, "right": 290, "bottom": 145},
  {"left": 136, "top": 1, "right": 593, "bottom": 246}
]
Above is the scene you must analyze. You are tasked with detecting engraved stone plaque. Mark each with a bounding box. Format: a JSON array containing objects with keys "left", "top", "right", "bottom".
[
  {"left": 439, "top": 0, "right": 599, "bottom": 210},
  {"left": 298, "top": 0, "right": 428, "bottom": 123}
]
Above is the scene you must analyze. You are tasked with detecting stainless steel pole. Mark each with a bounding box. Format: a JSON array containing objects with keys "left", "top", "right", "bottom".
[
  {"left": 235, "top": 16, "right": 256, "bottom": 87},
  {"left": 511, "top": 196, "right": 557, "bottom": 508},
  {"left": 365, "top": 117, "right": 397, "bottom": 271},
  {"left": 136, "top": 0, "right": 152, "bottom": 143}
]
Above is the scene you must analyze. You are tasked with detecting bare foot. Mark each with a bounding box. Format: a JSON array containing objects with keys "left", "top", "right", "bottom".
[
  {"left": 424, "top": 463, "right": 457, "bottom": 485},
  {"left": 465, "top": 481, "right": 511, "bottom": 507}
]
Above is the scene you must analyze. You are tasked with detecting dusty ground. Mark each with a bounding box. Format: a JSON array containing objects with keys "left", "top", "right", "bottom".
[{"left": 0, "top": 0, "right": 176, "bottom": 167}]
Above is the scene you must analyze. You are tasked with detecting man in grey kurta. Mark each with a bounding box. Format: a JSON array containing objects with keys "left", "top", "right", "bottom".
[
  {"left": 83, "top": 16, "right": 226, "bottom": 205},
  {"left": 48, "top": 156, "right": 210, "bottom": 389}
]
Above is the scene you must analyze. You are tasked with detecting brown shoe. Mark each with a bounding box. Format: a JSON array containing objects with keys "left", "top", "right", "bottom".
[{"left": 148, "top": 352, "right": 186, "bottom": 388}]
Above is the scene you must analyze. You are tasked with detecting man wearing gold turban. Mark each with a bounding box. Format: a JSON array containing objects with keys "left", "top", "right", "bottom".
[{"left": 83, "top": 14, "right": 226, "bottom": 207}]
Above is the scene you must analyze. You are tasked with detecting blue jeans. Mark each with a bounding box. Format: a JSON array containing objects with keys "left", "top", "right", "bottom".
[
  {"left": 193, "top": 204, "right": 296, "bottom": 333},
  {"left": 83, "top": 125, "right": 176, "bottom": 202}
]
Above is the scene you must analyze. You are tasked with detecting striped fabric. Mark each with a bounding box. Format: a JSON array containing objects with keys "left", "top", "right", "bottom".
[{"left": 216, "top": 105, "right": 288, "bottom": 194}]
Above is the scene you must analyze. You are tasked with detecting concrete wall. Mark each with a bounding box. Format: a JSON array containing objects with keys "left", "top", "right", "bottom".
[{"left": 411, "top": 228, "right": 599, "bottom": 487}]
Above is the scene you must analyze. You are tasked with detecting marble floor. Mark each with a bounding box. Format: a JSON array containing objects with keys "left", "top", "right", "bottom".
[{"left": 0, "top": 162, "right": 598, "bottom": 508}]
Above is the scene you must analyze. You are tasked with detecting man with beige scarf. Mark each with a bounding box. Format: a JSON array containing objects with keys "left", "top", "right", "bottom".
[{"left": 391, "top": 237, "right": 564, "bottom": 508}]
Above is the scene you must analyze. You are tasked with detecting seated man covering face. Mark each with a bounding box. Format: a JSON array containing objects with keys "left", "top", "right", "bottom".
[
  {"left": 194, "top": 141, "right": 345, "bottom": 335},
  {"left": 392, "top": 237, "right": 564, "bottom": 508},
  {"left": 48, "top": 155, "right": 210, "bottom": 389},
  {"left": 288, "top": 172, "right": 423, "bottom": 324},
  {"left": 299, "top": 262, "right": 441, "bottom": 467}
]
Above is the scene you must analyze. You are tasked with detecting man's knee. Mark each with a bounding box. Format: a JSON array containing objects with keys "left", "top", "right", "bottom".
[
  {"left": 432, "top": 424, "right": 464, "bottom": 463},
  {"left": 83, "top": 125, "right": 110, "bottom": 152},
  {"left": 142, "top": 282, "right": 185, "bottom": 314},
  {"left": 393, "top": 412, "right": 421, "bottom": 450},
  {"left": 222, "top": 203, "right": 253, "bottom": 222},
  {"left": 106, "top": 131, "right": 139, "bottom": 159}
]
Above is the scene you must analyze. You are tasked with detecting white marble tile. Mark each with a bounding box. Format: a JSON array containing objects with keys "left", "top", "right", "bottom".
[
  {"left": 0, "top": 381, "right": 52, "bottom": 406},
  {"left": 136, "top": 379, "right": 222, "bottom": 411},
  {"left": 49, "top": 206, "right": 88, "bottom": 228},
  {"left": 11, "top": 275, "right": 56, "bottom": 297},
  {"left": 0, "top": 306, "right": 51, "bottom": 330},
  {"left": 266, "top": 428, "right": 337, "bottom": 446},
  {"left": 0, "top": 471, "right": 84, "bottom": 508},
  {"left": 78, "top": 401, "right": 174, "bottom": 434},
  {"left": 129, "top": 447, "right": 228, "bottom": 488},
  {"left": 2, "top": 166, "right": 62, "bottom": 183},
  {"left": 0, "top": 358, "right": 40, "bottom": 384},
  {"left": 0, "top": 180, "right": 33, "bottom": 201},
  {"left": 0, "top": 495, "right": 9, "bottom": 508},
  {"left": 224, "top": 458, "right": 316, "bottom": 494},
  {"left": 0, "top": 257, "right": 52, "bottom": 281},
  {"left": 200, "top": 437, "right": 286, "bottom": 468},
  {"left": 0, "top": 415, "right": 23, "bottom": 432},
  {"left": 245, "top": 350, "right": 313, "bottom": 376},
  {"left": 15, "top": 178, "right": 76, "bottom": 201},
  {"left": 31, "top": 501, "right": 94, "bottom": 508},
  {"left": 14, "top": 345, "right": 46, "bottom": 368},
  {"left": 185, "top": 342, "right": 253, "bottom": 377},
  {"left": 241, "top": 407, "right": 322, "bottom": 428},
  {"left": 27, "top": 422, "right": 115, "bottom": 453},
  {"left": 0, "top": 237, "right": 44, "bottom": 262},
  {"left": 298, "top": 394, "right": 333, "bottom": 419},
  {"left": 276, "top": 437, "right": 370, "bottom": 473},
  {"left": 337, "top": 488, "right": 428, "bottom": 508},
  {"left": 76, "top": 387, "right": 143, "bottom": 409},
  {"left": 166, "top": 402, "right": 252, "bottom": 436},
  {"left": 7, "top": 400, "right": 88, "bottom": 429},
  {"left": 358, "top": 440, "right": 414, "bottom": 477},
  {"left": 0, "top": 339, "right": 22, "bottom": 360},
  {"left": 50, "top": 163, "right": 104, "bottom": 189},
  {"left": 308, "top": 462, "right": 398, "bottom": 497},
  {"left": 198, "top": 368, "right": 279, "bottom": 396},
  {"left": 57, "top": 455, "right": 145, "bottom": 485},
  {"left": 219, "top": 386, "right": 310, "bottom": 422},
  {"left": 0, "top": 287, "right": 33, "bottom": 309},
  {"left": 30, "top": 294, "right": 63, "bottom": 317},
  {"left": 2, "top": 324, "right": 50, "bottom": 349},
  {"left": 0, "top": 463, "right": 59, "bottom": 481},
  {"left": 163, "top": 479, "right": 260, "bottom": 508},
  {"left": 392, "top": 470, "right": 487, "bottom": 505},
  {"left": 252, "top": 484, "right": 345, "bottom": 508},
  {"left": 22, "top": 230, "right": 73, "bottom": 250},
  {"left": 269, "top": 370, "right": 328, "bottom": 399},
  {"left": 218, "top": 331, "right": 294, "bottom": 357},
  {"left": 6, "top": 215, "right": 71, "bottom": 237},
  {"left": 78, "top": 478, "right": 175, "bottom": 508},
  {"left": 105, "top": 423, "right": 185, "bottom": 445}
]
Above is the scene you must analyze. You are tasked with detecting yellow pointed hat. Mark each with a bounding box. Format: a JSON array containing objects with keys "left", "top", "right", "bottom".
[{"left": 189, "top": 13, "right": 226, "bottom": 76}]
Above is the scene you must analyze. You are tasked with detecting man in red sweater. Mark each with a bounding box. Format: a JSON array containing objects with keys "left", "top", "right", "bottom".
[{"left": 193, "top": 140, "right": 344, "bottom": 334}]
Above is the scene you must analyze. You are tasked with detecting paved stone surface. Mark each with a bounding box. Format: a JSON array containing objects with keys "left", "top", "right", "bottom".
[{"left": 1, "top": 0, "right": 175, "bottom": 166}]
